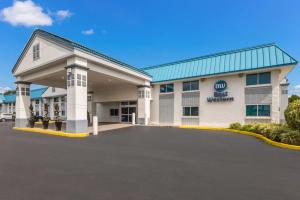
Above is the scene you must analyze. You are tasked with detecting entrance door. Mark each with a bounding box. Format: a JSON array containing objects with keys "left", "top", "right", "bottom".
[{"left": 121, "top": 101, "right": 136, "bottom": 123}]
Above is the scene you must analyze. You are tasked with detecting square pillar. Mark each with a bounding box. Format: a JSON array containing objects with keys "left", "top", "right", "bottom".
[
  {"left": 66, "top": 64, "right": 88, "bottom": 133},
  {"left": 137, "top": 86, "right": 151, "bottom": 125},
  {"left": 15, "top": 82, "right": 31, "bottom": 128},
  {"left": 87, "top": 92, "right": 94, "bottom": 126}
]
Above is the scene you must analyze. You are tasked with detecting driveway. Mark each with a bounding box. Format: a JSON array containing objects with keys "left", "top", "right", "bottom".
[{"left": 0, "top": 122, "right": 300, "bottom": 200}]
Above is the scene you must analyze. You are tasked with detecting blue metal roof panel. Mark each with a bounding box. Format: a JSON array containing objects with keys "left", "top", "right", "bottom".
[
  {"left": 3, "top": 87, "right": 47, "bottom": 103},
  {"left": 31, "top": 87, "right": 47, "bottom": 100},
  {"left": 3, "top": 94, "right": 16, "bottom": 103},
  {"left": 143, "top": 43, "right": 298, "bottom": 82}
]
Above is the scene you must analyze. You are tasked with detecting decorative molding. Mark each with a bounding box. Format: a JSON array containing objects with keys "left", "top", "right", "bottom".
[{"left": 65, "top": 64, "right": 89, "bottom": 71}]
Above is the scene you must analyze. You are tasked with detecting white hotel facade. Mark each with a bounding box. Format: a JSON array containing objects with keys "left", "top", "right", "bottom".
[{"left": 1, "top": 29, "right": 297, "bottom": 134}]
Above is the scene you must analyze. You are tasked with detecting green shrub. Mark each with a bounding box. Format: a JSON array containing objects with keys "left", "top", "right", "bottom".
[
  {"left": 241, "top": 124, "right": 255, "bottom": 132},
  {"left": 229, "top": 123, "right": 242, "bottom": 130},
  {"left": 280, "top": 131, "right": 300, "bottom": 145},
  {"left": 284, "top": 99, "right": 300, "bottom": 131}
]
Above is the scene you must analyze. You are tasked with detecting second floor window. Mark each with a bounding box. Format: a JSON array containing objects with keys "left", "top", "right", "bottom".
[
  {"left": 33, "top": 44, "right": 40, "bottom": 61},
  {"left": 183, "top": 80, "right": 199, "bottom": 91},
  {"left": 160, "top": 84, "right": 174, "bottom": 93},
  {"left": 246, "top": 72, "right": 271, "bottom": 86}
]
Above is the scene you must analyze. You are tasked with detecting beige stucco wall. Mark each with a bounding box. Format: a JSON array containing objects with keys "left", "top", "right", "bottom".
[
  {"left": 93, "top": 85, "right": 138, "bottom": 103},
  {"left": 15, "top": 36, "right": 71, "bottom": 75},
  {"left": 149, "top": 68, "right": 288, "bottom": 127},
  {"left": 199, "top": 74, "right": 245, "bottom": 127},
  {"left": 96, "top": 102, "right": 120, "bottom": 123}
]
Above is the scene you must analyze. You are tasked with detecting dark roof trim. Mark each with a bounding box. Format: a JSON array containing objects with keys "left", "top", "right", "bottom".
[{"left": 149, "top": 63, "right": 295, "bottom": 83}]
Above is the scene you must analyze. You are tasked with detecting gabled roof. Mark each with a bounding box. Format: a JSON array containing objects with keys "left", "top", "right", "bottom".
[
  {"left": 143, "top": 43, "right": 298, "bottom": 82},
  {"left": 31, "top": 87, "right": 48, "bottom": 100},
  {"left": 12, "top": 29, "right": 151, "bottom": 77},
  {"left": 2, "top": 87, "right": 47, "bottom": 103}
]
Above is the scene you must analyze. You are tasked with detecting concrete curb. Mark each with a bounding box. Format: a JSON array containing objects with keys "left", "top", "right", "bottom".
[
  {"left": 13, "top": 127, "right": 89, "bottom": 138},
  {"left": 34, "top": 121, "right": 55, "bottom": 125},
  {"left": 179, "top": 126, "right": 300, "bottom": 151}
]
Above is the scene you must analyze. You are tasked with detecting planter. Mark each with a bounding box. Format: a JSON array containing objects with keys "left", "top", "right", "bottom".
[
  {"left": 42, "top": 120, "right": 49, "bottom": 129},
  {"left": 55, "top": 121, "right": 63, "bottom": 131},
  {"left": 28, "top": 119, "right": 35, "bottom": 128}
]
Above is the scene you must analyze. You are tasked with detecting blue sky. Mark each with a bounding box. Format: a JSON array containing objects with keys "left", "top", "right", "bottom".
[{"left": 0, "top": 0, "right": 299, "bottom": 94}]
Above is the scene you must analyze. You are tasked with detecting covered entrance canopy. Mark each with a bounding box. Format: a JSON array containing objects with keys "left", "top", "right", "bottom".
[{"left": 12, "top": 29, "right": 152, "bottom": 133}]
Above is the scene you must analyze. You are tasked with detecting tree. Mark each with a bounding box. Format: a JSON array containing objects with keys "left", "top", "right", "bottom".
[
  {"left": 285, "top": 100, "right": 300, "bottom": 130},
  {"left": 289, "top": 95, "right": 300, "bottom": 103}
]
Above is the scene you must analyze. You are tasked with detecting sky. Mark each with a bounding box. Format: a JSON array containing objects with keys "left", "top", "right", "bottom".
[{"left": 0, "top": 0, "right": 299, "bottom": 94}]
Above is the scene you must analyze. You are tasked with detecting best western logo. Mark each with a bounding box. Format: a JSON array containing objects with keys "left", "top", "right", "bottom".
[{"left": 207, "top": 80, "right": 234, "bottom": 103}]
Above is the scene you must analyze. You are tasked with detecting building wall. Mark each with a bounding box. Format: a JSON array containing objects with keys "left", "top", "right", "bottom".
[
  {"left": 199, "top": 74, "right": 245, "bottom": 127},
  {"left": 15, "top": 36, "right": 71, "bottom": 75},
  {"left": 150, "top": 69, "right": 285, "bottom": 127},
  {"left": 93, "top": 85, "right": 138, "bottom": 103},
  {"left": 96, "top": 102, "right": 120, "bottom": 123},
  {"left": 280, "top": 84, "right": 289, "bottom": 123}
]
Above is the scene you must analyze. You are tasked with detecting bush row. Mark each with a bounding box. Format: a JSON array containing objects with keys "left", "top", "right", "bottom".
[{"left": 229, "top": 123, "right": 300, "bottom": 145}]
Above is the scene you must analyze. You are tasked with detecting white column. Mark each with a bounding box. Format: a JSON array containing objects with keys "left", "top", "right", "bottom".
[
  {"left": 87, "top": 92, "right": 93, "bottom": 126},
  {"left": 271, "top": 70, "right": 281, "bottom": 123},
  {"left": 15, "top": 82, "right": 31, "bottom": 128},
  {"left": 66, "top": 58, "right": 88, "bottom": 133},
  {"left": 173, "top": 82, "right": 182, "bottom": 126},
  {"left": 137, "top": 86, "right": 151, "bottom": 125}
]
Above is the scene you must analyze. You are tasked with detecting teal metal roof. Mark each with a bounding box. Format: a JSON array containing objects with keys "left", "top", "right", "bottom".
[
  {"left": 3, "top": 93, "right": 16, "bottom": 103},
  {"left": 143, "top": 43, "right": 298, "bottom": 83},
  {"left": 31, "top": 87, "right": 48, "bottom": 100},
  {"left": 2, "top": 87, "right": 47, "bottom": 103},
  {"left": 12, "top": 29, "right": 151, "bottom": 78},
  {"left": 0, "top": 94, "right": 4, "bottom": 102}
]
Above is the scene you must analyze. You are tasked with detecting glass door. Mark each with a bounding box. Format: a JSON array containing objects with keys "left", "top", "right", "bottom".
[{"left": 121, "top": 101, "right": 136, "bottom": 123}]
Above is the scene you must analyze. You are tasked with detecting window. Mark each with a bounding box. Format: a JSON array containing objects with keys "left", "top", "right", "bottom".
[
  {"left": 54, "top": 97, "right": 59, "bottom": 102},
  {"left": 25, "top": 88, "right": 30, "bottom": 96},
  {"left": 183, "top": 107, "right": 199, "bottom": 116},
  {"left": 52, "top": 87, "right": 56, "bottom": 93},
  {"left": 82, "top": 75, "right": 87, "bottom": 87},
  {"left": 138, "top": 90, "right": 144, "bottom": 98},
  {"left": 77, "top": 74, "right": 82, "bottom": 86},
  {"left": 33, "top": 44, "right": 40, "bottom": 61},
  {"left": 160, "top": 84, "right": 174, "bottom": 93},
  {"left": 246, "top": 105, "right": 271, "bottom": 117},
  {"left": 61, "top": 102, "right": 65, "bottom": 116},
  {"left": 183, "top": 80, "right": 199, "bottom": 91},
  {"left": 110, "top": 109, "right": 119, "bottom": 116},
  {"left": 67, "top": 73, "right": 75, "bottom": 87},
  {"left": 35, "top": 100, "right": 39, "bottom": 104},
  {"left": 259, "top": 72, "right": 271, "bottom": 84},
  {"left": 246, "top": 72, "right": 271, "bottom": 86}
]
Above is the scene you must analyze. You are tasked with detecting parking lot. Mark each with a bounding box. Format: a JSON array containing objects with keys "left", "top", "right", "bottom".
[{"left": 0, "top": 122, "right": 300, "bottom": 200}]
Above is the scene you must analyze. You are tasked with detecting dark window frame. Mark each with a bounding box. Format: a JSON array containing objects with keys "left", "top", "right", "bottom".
[
  {"left": 110, "top": 108, "right": 119, "bottom": 116},
  {"left": 183, "top": 106, "right": 199, "bottom": 117},
  {"left": 246, "top": 104, "right": 271, "bottom": 117},
  {"left": 160, "top": 83, "right": 174, "bottom": 93},
  {"left": 246, "top": 72, "right": 271, "bottom": 86},
  {"left": 183, "top": 80, "right": 199, "bottom": 91}
]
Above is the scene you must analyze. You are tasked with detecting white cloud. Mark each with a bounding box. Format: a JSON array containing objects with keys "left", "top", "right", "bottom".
[
  {"left": 0, "top": 0, "right": 52, "bottom": 27},
  {"left": 294, "top": 84, "right": 300, "bottom": 89},
  {"left": 0, "top": 87, "right": 12, "bottom": 94},
  {"left": 82, "top": 28, "right": 95, "bottom": 35},
  {"left": 56, "top": 10, "right": 72, "bottom": 20},
  {"left": 290, "top": 85, "right": 300, "bottom": 96}
]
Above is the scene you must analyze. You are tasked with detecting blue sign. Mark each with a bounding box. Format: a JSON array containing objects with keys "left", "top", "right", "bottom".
[{"left": 214, "top": 80, "right": 227, "bottom": 93}]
